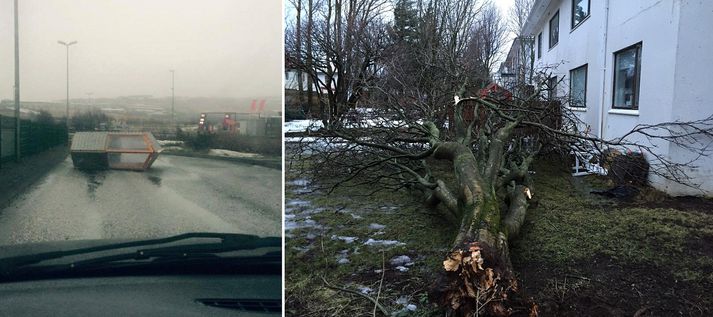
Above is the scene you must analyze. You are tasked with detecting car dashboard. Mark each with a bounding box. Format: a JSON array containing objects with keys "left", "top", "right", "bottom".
[{"left": 0, "top": 274, "right": 280, "bottom": 316}]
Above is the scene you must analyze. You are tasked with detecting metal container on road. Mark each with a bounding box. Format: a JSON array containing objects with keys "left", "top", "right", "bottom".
[{"left": 70, "top": 132, "right": 163, "bottom": 171}]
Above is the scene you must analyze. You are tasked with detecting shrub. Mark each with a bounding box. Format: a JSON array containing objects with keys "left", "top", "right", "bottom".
[{"left": 608, "top": 151, "right": 649, "bottom": 186}]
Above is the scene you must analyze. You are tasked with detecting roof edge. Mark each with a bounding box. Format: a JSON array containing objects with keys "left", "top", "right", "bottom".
[{"left": 522, "top": 0, "right": 552, "bottom": 36}]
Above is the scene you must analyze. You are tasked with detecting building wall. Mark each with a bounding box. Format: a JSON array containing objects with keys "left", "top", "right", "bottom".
[
  {"left": 528, "top": 0, "right": 713, "bottom": 195},
  {"left": 532, "top": 0, "right": 608, "bottom": 137},
  {"left": 664, "top": 0, "right": 713, "bottom": 195},
  {"left": 603, "top": 0, "right": 681, "bottom": 192}
]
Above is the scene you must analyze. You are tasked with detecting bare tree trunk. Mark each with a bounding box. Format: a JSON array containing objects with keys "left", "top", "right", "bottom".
[
  {"left": 429, "top": 140, "right": 531, "bottom": 316},
  {"left": 306, "top": 0, "right": 314, "bottom": 117},
  {"left": 420, "top": 101, "right": 533, "bottom": 316},
  {"left": 332, "top": 0, "right": 343, "bottom": 126},
  {"left": 295, "top": 0, "right": 305, "bottom": 113}
]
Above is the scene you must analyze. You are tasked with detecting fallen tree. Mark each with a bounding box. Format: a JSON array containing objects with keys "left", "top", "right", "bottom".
[
  {"left": 289, "top": 84, "right": 713, "bottom": 315},
  {"left": 286, "top": 1, "right": 713, "bottom": 315}
]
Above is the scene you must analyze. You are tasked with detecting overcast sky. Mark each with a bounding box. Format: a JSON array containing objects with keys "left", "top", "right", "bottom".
[
  {"left": 0, "top": 0, "right": 283, "bottom": 102},
  {"left": 493, "top": 0, "right": 517, "bottom": 61}
]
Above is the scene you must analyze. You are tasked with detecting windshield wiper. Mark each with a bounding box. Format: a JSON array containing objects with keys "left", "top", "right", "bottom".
[{"left": 0, "top": 232, "right": 280, "bottom": 279}]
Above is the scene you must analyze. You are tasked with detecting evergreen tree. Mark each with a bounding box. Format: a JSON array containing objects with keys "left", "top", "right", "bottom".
[{"left": 393, "top": 0, "right": 418, "bottom": 44}]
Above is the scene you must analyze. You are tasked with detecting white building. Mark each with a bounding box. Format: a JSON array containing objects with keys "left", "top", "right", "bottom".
[
  {"left": 497, "top": 37, "right": 535, "bottom": 93},
  {"left": 284, "top": 69, "right": 331, "bottom": 94},
  {"left": 502, "top": 0, "right": 713, "bottom": 196}
]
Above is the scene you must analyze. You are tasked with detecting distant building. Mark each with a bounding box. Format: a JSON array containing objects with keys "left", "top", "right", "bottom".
[
  {"left": 500, "top": 0, "right": 713, "bottom": 195},
  {"left": 284, "top": 69, "right": 324, "bottom": 93},
  {"left": 497, "top": 36, "right": 534, "bottom": 95},
  {"left": 284, "top": 68, "right": 335, "bottom": 116}
]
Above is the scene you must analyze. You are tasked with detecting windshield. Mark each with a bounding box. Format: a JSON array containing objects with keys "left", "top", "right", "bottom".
[{"left": 0, "top": 0, "right": 282, "bottom": 252}]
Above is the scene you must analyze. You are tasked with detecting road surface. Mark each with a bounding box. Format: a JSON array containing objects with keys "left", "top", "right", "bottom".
[{"left": 0, "top": 154, "right": 281, "bottom": 245}]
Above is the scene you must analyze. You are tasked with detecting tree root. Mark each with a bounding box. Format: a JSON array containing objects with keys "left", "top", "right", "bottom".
[{"left": 429, "top": 242, "right": 537, "bottom": 316}]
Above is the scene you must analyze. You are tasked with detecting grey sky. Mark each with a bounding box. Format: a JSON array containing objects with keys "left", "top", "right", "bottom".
[{"left": 0, "top": 0, "right": 282, "bottom": 102}]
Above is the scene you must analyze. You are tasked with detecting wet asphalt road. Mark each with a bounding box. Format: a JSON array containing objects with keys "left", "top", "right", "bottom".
[{"left": 0, "top": 155, "right": 281, "bottom": 245}]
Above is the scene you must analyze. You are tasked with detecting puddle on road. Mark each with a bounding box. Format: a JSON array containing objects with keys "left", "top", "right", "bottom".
[
  {"left": 83, "top": 171, "right": 106, "bottom": 200},
  {"left": 147, "top": 175, "right": 162, "bottom": 186},
  {"left": 144, "top": 168, "right": 164, "bottom": 187}
]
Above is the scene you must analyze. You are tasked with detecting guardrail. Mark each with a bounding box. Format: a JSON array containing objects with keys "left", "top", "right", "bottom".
[{"left": 0, "top": 115, "right": 68, "bottom": 168}]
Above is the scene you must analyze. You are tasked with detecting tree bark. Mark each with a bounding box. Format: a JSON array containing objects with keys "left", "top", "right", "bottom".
[
  {"left": 295, "top": 0, "right": 305, "bottom": 113},
  {"left": 429, "top": 144, "right": 530, "bottom": 316},
  {"left": 306, "top": 0, "right": 314, "bottom": 117},
  {"left": 426, "top": 103, "right": 534, "bottom": 316}
]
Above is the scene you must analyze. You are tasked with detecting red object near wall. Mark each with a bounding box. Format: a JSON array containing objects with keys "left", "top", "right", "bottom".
[
  {"left": 447, "top": 83, "right": 513, "bottom": 134},
  {"left": 478, "top": 83, "right": 513, "bottom": 101}
]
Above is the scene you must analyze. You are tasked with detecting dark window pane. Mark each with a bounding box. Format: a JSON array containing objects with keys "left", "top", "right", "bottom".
[
  {"left": 572, "top": 0, "right": 590, "bottom": 28},
  {"left": 613, "top": 44, "right": 641, "bottom": 109},
  {"left": 569, "top": 65, "right": 587, "bottom": 108},
  {"left": 548, "top": 76, "right": 558, "bottom": 99},
  {"left": 537, "top": 33, "right": 542, "bottom": 58},
  {"left": 549, "top": 11, "right": 559, "bottom": 48}
]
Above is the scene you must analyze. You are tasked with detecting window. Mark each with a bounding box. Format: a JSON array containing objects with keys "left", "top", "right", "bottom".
[
  {"left": 537, "top": 32, "right": 542, "bottom": 58},
  {"left": 547, "top": 76, "right": 558, "bottom": 99},
  {"left": 571, "top": 0, "right": 590, "bottom": 29},
  {"left": 569, "top": 64, "right": 587, "bottom": 108},
  {"left": 549, "top": 11, "right": 559, "bottom": 48},
  {"left": 612, "top": 43, "right": 642, "bottom": 110}
]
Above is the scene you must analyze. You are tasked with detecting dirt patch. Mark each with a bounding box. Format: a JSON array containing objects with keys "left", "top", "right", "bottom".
[
  {"left": 579, "top": 173, "right": 713, "bottom": 214},
  {"left": 627, "top": 194, "right": 713, "bottom": 214},
  {"left": 687, "top": 234, "right": 713, "bottom": 259},
  {"left": 512, "top": 162, "right": 713, "bottom": 317},
  {"left": 517, "top": 256, "right": 712, "bottom": 316}
]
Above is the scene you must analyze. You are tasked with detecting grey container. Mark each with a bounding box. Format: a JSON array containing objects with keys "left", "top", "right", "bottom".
[{"left": 70, "top": 132, "right": 163, "bottom": 171}]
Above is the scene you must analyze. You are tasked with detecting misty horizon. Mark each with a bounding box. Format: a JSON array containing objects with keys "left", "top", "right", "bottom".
[{"left": 0, "top": 0, "right": 282, "bottom": 104}]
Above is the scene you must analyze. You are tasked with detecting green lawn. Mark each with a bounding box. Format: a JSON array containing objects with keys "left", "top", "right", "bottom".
[{"left": 285, "top": 158, "right": 713, "bottom": 316}]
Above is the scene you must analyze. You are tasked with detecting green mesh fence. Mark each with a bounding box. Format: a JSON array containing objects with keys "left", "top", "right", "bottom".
[{"left": 0, "top": 115, "right": 68, "bottom": 166}]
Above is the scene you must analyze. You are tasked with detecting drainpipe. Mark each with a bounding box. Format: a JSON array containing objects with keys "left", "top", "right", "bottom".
[{"left": 598, "top": 0, "right": 610, "bottom": 139}]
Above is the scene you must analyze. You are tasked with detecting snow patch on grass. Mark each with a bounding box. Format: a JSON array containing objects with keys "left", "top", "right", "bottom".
[
  {"left": 284, "top": 120, "right": 324, "bottom": 133},
  {"left": 363, "top": 238, "right": 405, "bottom": 247},
  {"left": 331, "top": 235, "right": 359, "bottom": 244}
]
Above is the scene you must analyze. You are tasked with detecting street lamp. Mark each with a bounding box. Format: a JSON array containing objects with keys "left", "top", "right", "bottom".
[
  {"left": 57, "top": 40, "right": 77, "bottom": 131},
  {"left": 170, "top": 70, "right": 175, "bottom": 127},
  {"left": 13, "top": 0, "right": 20, "bottom": 161}
]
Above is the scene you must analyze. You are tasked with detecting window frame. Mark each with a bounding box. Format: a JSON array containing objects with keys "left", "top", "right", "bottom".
[
  {"left": 547, "top": 76, "right": 558, "bottom": 100},
  {"left": 549, "top": 11, "right": 559, "bottom": 49},
  {"left": 611, "top": 42, "right": 643, "bottom": 110},
  {"left": 571, "top": 0, "right": 591, "bottom": 30},
  {"left": 568, "top": 64, "right": 588, "bottom": 108},
  {"left": 537, "top": 32, "right": 542, "bottom": 59}
]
